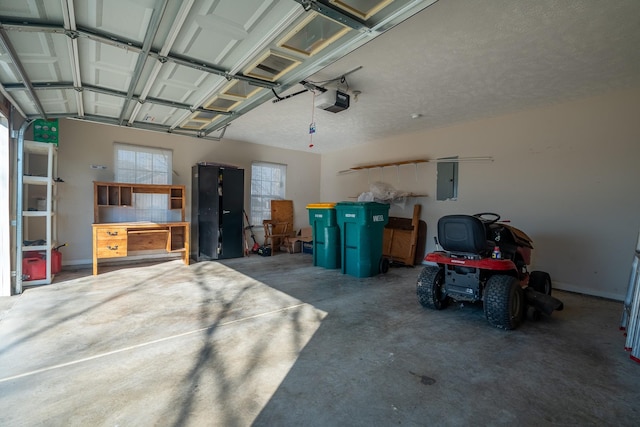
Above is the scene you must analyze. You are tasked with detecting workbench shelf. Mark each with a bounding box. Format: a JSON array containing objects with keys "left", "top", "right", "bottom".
[{"left": 93, "top": 182, "right": 185, "bottom": 223}]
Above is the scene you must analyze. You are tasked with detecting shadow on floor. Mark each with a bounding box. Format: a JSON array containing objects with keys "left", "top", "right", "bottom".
[{"left": 1, "top": 255, "right": 638, "bottom": 426}]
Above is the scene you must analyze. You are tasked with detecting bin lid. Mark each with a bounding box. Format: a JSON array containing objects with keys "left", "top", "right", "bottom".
[
  {"left": 307, "top": 203, "right": 336, "bottom": 209},
  {"left": 335, "top": 201, "right": 389, "bottom": 207}
]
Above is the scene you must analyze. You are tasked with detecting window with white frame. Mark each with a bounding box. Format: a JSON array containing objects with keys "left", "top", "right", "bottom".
[
  {"left": 114, "top": 143, "right": 172, "bottom": 184},
  {"left": 250, "top": 162, "right": 286, "bottom": 227},
  {"left": 111, "top": 143, "right": 177, "bottom": 222}
]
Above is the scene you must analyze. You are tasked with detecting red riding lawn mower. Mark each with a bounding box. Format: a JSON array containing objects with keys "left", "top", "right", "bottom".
[{"left": 417, "top": 213, "right": 564, "bottom": 330}]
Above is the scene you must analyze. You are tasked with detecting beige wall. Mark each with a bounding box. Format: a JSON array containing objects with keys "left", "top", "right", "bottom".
[
  {"left": 57, "top": 119, "right": 321, "bottom": 265},
  {"left": 320, "top": 87, "right": 640, "bottom": 300},
  {"left": 51, "top": 86, "right": 640, "bottom": 300}
]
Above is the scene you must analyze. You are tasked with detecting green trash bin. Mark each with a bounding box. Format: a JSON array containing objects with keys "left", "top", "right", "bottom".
[
  {"left": 335, "top": 201, "right": 390, "bottom": 278},
  {"left": 307, "top": 203, "right": 341, "bottom": 269}
]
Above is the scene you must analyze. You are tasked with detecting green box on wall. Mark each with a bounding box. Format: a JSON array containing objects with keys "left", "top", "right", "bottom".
[{"left": 33, "top": 119, "right": 59, "bottom": 145}]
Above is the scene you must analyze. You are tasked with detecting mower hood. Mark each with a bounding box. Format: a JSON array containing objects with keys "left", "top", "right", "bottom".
[{"left": 499, "top": 223, "right": 534, "bottom": 249}]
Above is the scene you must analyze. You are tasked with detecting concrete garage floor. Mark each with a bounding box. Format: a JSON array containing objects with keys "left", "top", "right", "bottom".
[{"left": 1, "top": 254, "right": 639, "bottom": 426}]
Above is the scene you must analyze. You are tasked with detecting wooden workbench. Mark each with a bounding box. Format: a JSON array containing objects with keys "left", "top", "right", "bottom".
[
  {"left": 92, "top": 181, "right": 190, "bottom": 275},
  {"left": 92, "top": 221, "right": 190, "bottom": 275}
]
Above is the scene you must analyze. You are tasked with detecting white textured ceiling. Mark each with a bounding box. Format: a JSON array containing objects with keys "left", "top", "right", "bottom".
[{"left": 225, "top": 0, "right": 640, "bottom": 152}]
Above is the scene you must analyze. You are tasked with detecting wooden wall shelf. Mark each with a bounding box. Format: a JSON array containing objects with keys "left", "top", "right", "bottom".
[
  {"left": 350, "top": 159, "right": 429, "bottom": 170},
  {"left": 348, "top": 193, "right": 427, "bottom": 199},
  {"left": 347, "top": 159, "right": 430, "bottom": 200}
]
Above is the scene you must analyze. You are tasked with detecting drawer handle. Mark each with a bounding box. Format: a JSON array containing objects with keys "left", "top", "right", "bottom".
[
  {"left": 107, "top": 245, "right": 119, "bottom": 250},
  {"left": 107, "top": 231, "right": 119, "bottom": 236}
]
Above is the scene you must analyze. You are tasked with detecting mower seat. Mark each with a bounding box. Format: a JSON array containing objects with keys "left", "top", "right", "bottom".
[{"left": 438, "top": 215, "right": 492, "bottom": 256}]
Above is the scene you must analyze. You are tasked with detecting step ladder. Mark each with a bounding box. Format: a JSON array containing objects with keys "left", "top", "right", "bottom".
[{"left": 621, "top": 231, "right": 640, "bottom": 363}]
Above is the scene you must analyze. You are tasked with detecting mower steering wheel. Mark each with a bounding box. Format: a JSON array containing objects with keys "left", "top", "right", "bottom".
[{"left": 473, "top": 212, "right": 501, "bottom": 224}]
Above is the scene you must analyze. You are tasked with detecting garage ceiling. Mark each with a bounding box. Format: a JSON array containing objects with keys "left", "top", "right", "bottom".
[
  {"left": 0, "top": 0, "right": 436, "bottom": 143},
  {"left": 1, "top": 1, "right": 640, "bottom": 153}
]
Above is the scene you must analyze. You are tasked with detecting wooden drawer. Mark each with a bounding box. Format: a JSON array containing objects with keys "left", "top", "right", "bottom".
[
  {"left": 95, "top": 227, "right": 126, "bottom": 240},
  {"left": 95, "top": 227, "right": 127, "bottom": 258},
  {"left": 96, "top": 237, "right": 127, "bottom": 258}
]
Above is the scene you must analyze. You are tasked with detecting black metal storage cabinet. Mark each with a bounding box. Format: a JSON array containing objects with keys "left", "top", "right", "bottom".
[{"left": 191, "top": 164, "right": 244, "bottom": 261}]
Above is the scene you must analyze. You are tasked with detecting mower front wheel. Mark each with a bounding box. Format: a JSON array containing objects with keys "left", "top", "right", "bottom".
[
  {"left": 417, "top": 266, "right": 448, "bottom": 310},
  {"left": 484, "top": 274, "right": 524, "bottom": 330}
]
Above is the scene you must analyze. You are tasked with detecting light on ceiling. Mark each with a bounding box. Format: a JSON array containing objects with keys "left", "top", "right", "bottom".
[{"left": 410, "top": 113, "right": 422, "bottom": 119}]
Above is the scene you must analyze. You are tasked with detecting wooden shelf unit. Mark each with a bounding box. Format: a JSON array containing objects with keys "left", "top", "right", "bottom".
[
  {"left": 92, "top": 181, "right": 189, "bottom": 275},
  {"left": 170, "top": 188, "right": 183, "bottom": 210},
  {"left": 94, "top": 181, "right": 186, "bottom": 223}
]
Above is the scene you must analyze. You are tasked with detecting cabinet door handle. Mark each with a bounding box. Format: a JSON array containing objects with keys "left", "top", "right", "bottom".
[
  {"left": 223, "top": 210, "right": 230, "bottom": 214},
  {"left": 107, "top": 245, "right": 119, "bottom": 250},
  {"left": 107, "top": 231, "right": 119, "bottom": 236}
]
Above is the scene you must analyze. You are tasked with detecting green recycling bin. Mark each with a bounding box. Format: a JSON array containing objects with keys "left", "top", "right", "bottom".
[
  {"left": 307, "top": 203, "right": 340, "bottom": 269},
  {"left": 335, "top": 201, "right": 390, "bottom": 278}
]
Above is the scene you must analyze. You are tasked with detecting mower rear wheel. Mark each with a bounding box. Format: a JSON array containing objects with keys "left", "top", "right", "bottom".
[
  {"left": 530, "top": 271, "right": 552, "bottom": 295},
  {"left": 417, "top": 266, "right": 448, "bottom": 310},
  {"left": 484, "top": 275, "right": 524, "bottom": 330}
]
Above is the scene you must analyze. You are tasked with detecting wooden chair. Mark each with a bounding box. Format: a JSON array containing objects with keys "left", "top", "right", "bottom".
[{"left": 263, "top": 220, "right": 292, "bottom": 255}]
